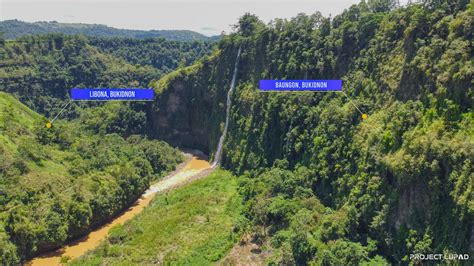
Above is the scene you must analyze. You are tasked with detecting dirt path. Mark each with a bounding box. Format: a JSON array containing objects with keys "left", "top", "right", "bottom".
[
  {"left": 27, "top": 151, "right": 212, "bottom": 266},
  {"left": 219, "top": 234, "right": 272, "bottom": 266}
]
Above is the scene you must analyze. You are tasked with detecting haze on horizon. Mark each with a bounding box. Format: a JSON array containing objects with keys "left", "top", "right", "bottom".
[{"left": 1, "top": 0, "right": 409, "bottom": 36}]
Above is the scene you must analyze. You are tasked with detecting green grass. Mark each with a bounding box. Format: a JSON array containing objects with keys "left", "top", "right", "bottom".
[
  {"left": 72, "top": 170, "right": 242, "bottom": 265},
  {"left": 0, "top": 92, "right": 184, "bottom": 262},
  {"left": 0, "top": 91, "right": 72, "bottom": 188},
  {"left": 0, "top": 91, "right": 42, "bottom": 127},
  {"left": 0, "top": 92, "right": 40, "bottom": 149}
]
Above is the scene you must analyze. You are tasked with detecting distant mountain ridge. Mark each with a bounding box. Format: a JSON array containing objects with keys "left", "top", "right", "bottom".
[{"left": 0, "top": 19, "right": 219, "bottom": 41}]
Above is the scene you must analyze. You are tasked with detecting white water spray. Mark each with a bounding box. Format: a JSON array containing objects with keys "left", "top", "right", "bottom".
[{"left": 212, "top": 46, "right": 241, "bottom": 167}]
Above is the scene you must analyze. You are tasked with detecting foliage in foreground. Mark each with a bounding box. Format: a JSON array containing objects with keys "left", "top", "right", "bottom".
[
  {"left": 0, "top": 92, "right": 183, "bottom": 263},
  {"left": 150, "top": 0, "right": 473, "bottom": 264}
]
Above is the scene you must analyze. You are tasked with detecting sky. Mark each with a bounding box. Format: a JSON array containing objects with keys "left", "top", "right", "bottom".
[{"left": 1, "top": 0, "right": 409, "bottom": 36}]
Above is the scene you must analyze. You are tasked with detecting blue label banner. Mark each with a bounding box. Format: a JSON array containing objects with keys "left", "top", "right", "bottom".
[
  {"left": 260, "top": 80, "right": 342, "bottom": 91},
  {"left": 71, "top": 88, "right": 154, "bottom": 101}
]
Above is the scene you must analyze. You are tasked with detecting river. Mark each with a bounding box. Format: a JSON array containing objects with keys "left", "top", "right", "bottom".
[{"left": 27, "top": 151, "right": 212, "bottom": 266}]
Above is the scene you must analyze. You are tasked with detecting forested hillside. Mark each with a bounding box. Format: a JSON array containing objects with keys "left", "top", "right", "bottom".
[
  {"left": 0, "top": 92, "right": 183, "bottom": 264},
  {"left": 0, "top": 0, "right": 472, "bottom": 264},
  {"left": 150, "top": 0, "right": 473, "bottom": 264},
  {"left": 89, "top": 37, "right": 213, "bottom": 73},
  {"left": 0, "top": 20, "right": 218, "bottom": 41},
  {"left": 0, "top": 30, "right": 208, "bottom": 263},
  {"left": 0, "top": 34, "right": 213, "bottom": 120}
]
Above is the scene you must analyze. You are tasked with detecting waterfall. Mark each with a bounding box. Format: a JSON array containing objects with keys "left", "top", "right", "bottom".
[{"left": 212, "top": 46, "right": 241, "bottom": 167}]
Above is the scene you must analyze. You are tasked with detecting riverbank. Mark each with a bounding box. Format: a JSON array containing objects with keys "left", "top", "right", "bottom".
[
  {"left": 27, "top": 150, "right": 212, "bottom": 265},
  {"left": 71, "top": 169, "right": 241, "bottom": 265}
]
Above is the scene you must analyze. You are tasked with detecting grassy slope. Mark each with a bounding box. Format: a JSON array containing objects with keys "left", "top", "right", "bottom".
[
  {"left": 0, "top": 92, "right": 41, "bottom": 126},
  {"left": 0, "top": 92, "right": 66, "bottom": 185},
  {"left": 0, "top": 91, "right": 55, "bottom": 184},
  {"left": 0, "top": 91, "right": 42, "bottom": 146},
  {"left": 0, "top": 91, "right": 85, "bottom": 201},
  {"left": 0, "top": 92, "right": 183, "bottom": 262},
  {"left": 72, "top": 170, "right": 242, "bottom": 265}
]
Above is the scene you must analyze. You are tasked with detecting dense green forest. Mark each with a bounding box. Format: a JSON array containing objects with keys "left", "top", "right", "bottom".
[
  {"left": 0, "top": 34, "right": 157, "bottom": 117},
  {"left": 0, "top": 0, "right": 472, "bottom": 264},
  {"left": 0, "top": 92, "right": 183, "bottom": 263},
  {"left": 0, "top": 20, "right": 219, "bottom": 41},
  {"left": 89, "top": 37, "right": 214, "bottom": 73},
  {"left": 149, "top": 0, "right": 473, "bottom": 264},
  {"left": 0, "top": 24, "right": 214, "bottom": 264},
  {"left": 0, "top": 34, "right": 213, "bottom": 120}
]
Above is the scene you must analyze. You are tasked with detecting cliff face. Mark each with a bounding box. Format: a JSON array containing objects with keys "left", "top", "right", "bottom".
[
  {"left": 149, "top": 79, "right": 213, "bottom": 152},
  {"left": 149, "top": 3, "right": 473, "bottom": 262},
  {"left": 148, "top": 47, "right": 240, "bottom": 155}
]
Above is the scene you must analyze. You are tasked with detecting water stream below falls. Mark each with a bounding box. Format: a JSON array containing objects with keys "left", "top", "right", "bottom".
[
  {"left": 27, "top": 152, "right": 211, "bottom": 266},
  {"left": 27, "top": 46, "right": 243, "bottom": 265}
]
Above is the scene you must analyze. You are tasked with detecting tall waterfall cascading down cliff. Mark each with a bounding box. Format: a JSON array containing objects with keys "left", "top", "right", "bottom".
[{"left": 212, "top": 46, "right": 241, "bottom": 167}]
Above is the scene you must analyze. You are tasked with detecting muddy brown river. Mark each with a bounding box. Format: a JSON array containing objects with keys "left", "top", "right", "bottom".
[{"left": 28, "top": 152, "right": 212, "bottom": 266}]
